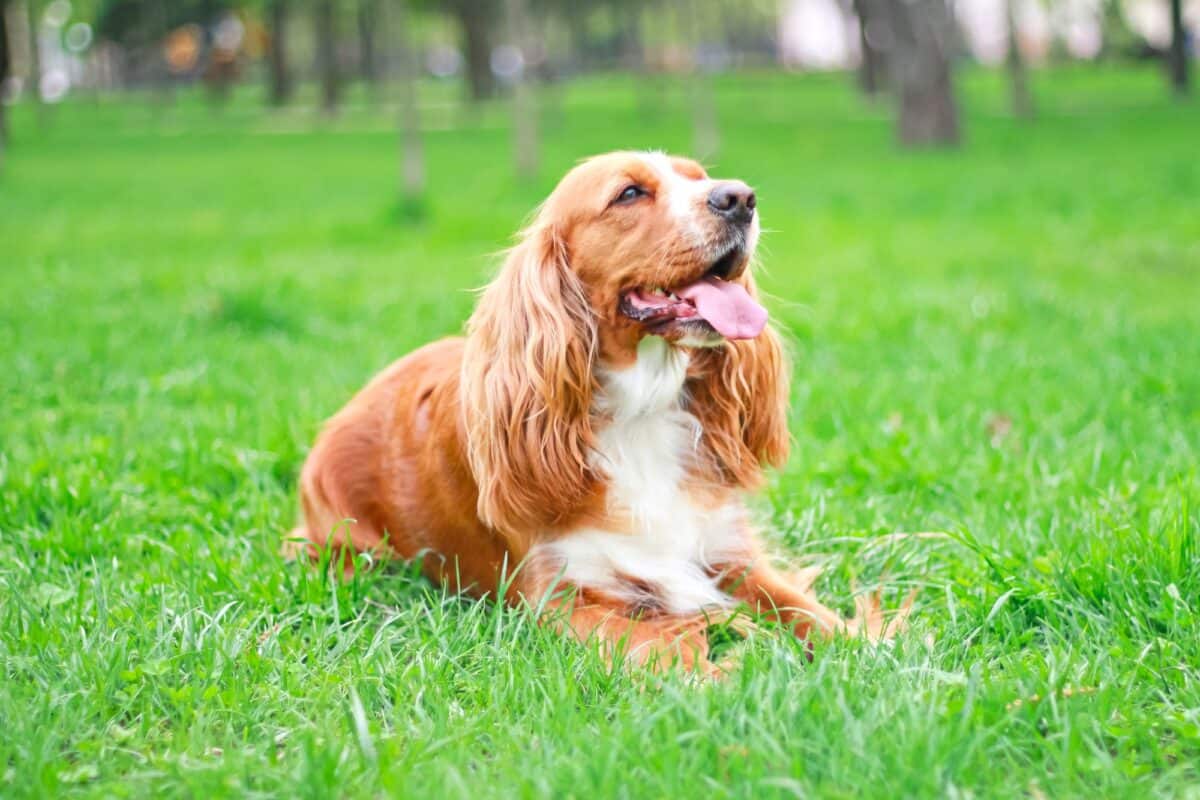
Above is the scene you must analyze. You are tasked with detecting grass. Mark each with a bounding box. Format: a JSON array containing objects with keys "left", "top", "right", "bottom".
[{"left": 1, "top": 65, "right": 1198, "bottom": 798}]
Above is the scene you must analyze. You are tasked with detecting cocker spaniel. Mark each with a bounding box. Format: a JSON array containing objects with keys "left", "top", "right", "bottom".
[{"left": 290, "top": 151, "right": 908, "bottom": 674}]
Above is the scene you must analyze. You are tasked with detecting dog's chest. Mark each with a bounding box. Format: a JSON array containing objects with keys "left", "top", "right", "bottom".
[{"left": 542, "top": 338, "right": 748, "bottom": 615}]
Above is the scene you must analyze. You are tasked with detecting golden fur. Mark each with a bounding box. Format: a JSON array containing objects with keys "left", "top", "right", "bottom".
[{"left": 290, "top": 152, "right": 909, "bottom": 674}]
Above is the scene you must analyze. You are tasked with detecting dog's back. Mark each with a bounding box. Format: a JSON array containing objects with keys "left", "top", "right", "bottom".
[{"left": 290, "top": 337, "right": 511, "bottom": 592}]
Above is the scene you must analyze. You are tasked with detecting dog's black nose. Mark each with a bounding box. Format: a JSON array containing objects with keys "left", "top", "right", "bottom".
[{"left": 707, "top": 181, "right": 756, "bottom": 225}]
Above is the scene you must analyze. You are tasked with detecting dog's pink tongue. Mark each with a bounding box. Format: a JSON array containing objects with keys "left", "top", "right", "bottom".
[{"left": 676, "top": 277, "right": 768, "bottom": 339}]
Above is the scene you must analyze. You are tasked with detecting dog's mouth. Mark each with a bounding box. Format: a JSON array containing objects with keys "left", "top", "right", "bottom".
[{"left": 619, "top": 245, "right": 767, "bottom": 340}]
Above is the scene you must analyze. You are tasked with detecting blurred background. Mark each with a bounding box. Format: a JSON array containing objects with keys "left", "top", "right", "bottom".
[{"left": 0, "top": 0, "right": 1195, "bottom": 177}]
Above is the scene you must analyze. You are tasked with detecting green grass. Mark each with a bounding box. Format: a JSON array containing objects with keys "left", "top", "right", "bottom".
[{"left": 2, "top": 65, "right": 1198, "bottom": 798}]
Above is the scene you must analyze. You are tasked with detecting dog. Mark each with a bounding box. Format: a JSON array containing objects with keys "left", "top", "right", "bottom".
[{"left": 290, "top": 152, "right": 909, "bottom": 674}]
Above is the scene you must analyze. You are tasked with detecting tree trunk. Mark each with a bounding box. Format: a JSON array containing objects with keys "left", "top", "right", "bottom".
[
  {"left": 394, "top": 0, "right": 425, "bottom": 205},
  {"left": 680, "top": 0, "right": 718, "bottom": 158},
  {"left": 615, "top": 0, "right": 644, "bottom": 70},
  {"left": 1, "top": 0, "right": 10, "bottom": 165},
  {"left": 853, "top": 0, "right": 888, "bottom": 95},
  {"left": 25, "top": 0, "right": 37, "bottom": 88},
  {"left": 508, "top": 0, "right": 538, "bottom": 179},
  {"left": 1167, "top": 0, "right": 1189, "bottom": 96},
  {"left": 453, "top": 1, "right": 496, "bottom": 101},
  {"left": 632, "top": 2, "right": 663, "bottom": 116},
  {"left": 150, "top": 0, "right": 175, "bottom": 110},
  {"left": 267, "top": 0, "right": 292, "bottom": 106},
  {"left": 314, "top": 0, "right": 339, "bottom": 115},
  {"left": 25, "top": 0, "right": 46, "bottom": 123},
  {"left": 719, "top": 3, "right": 741, "bottom": 59},
  {"left": 357, "top": 0, "right": 378, "bottom": 87},
  {"left": 886, "top": 0, "right": 960, "bottom": 147},
  {"left": 565, "top": 0, "right": 589, "bottom": 72},
  {"left": 1005, "top": 0, "right": 1034, "bottom": 119}
]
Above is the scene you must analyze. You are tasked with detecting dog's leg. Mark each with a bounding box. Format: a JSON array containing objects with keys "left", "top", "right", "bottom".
[
  {"left": 718, "top": 560, "right": 912, "bottom": 642},
  {"left": 718, "top": 560, "right": 844, "bottom": 638},
  {"left": 540, "top": 592, "right": 716, "bottom": 676},
  {"left": 283, "top": 448, "right": 392, "bottom": 576},
  {"left": 284, "top": 521, "right": 389, "bottom": 577}
]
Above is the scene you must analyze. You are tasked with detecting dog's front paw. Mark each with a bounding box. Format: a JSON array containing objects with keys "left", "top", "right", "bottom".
[{"left": 847, "top": 587, "right": 918, "bottom": 642}]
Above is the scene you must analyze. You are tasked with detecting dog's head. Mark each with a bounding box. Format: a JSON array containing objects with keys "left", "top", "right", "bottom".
[
  {"left": 463, "top": 152, "right": 788, "bottom": 535},
  {"left": 536, "top": 151, "right": 765, "bottom": 358}
]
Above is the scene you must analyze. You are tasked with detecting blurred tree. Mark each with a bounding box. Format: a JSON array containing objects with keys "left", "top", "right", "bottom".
[
  {"left": 314, "top": 0, "right": 339, "bottom": 114},
  {"left": 393, "top": 0, "right": 425, "bottom": 206},
  {"left": 884, "top": 0, "right": 960, "bottom": 146},
  {"left": 1, "top": 0, "right": 9, "bottom": 164},
  {"left": 679, "top": 0, "right": 718, "bottom": 158},
  {"left": 508, "top": 0, "right": 538, "bottom": 178},
  {"left": 627, "top": 0, "right": 666, "bottom": 117},
  {"left": 852, "top": 0, "right": 888, "bottom": 96},
  {"left": 96, "top": 0, "right": 228, "bottom": 102},
  {"left": 203, "top": 0, "right": 240, "bottom": 105},
  {"left": 1005, "top": 0, "right": 1033, "bottom": 118},
  {"left": 612, "top": 0, "right": 644, "bottom": 71},
  {"left": 1167, "top": 0, "right": 1189, "bottom": 95},
  {"left": 266, "top": 0, "right": 293, "bottom": 105},
  {"left": 26, "top": 0, "right": 41, "bottom": 105},
  {"left": 563, "top": 0, "right": 588, "bottom": 71},
  {"left": 443, "top": 0, "right": 499, "bottom": 101},
  {"left": 1097, "top": 0, "right": 1141, "bottom": 58},
  {"left": 151, "top": 0, "right": 175, "bottom": 108},
  {"left": 26, "top": 0, "right": 55, "bottom": 127},
  {"left": 97, "top": 0, "right": 229, "bottom": 45},
  {"left": 357, "top": 0, "right": 378, "bottom": 88}
]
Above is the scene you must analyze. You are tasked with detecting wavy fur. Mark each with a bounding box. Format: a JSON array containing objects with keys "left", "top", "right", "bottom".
[
  {"left": 461, "top": 222, "right": 599, "bottom": 540},
  {"left": 291, "top": 151, "right": 910, "bottom": 675},
  {"left": 686, "top": 277, "right": 790, "bottom": 487}
]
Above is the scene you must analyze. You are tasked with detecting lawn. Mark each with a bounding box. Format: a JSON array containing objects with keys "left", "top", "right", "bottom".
[{"left": 1, "top": 66, "right": 1198, "bottom": 798}]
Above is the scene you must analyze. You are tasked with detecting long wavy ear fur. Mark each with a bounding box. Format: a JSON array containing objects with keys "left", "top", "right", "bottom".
[
  {"left": 686, "top": 276, "right": 790, "bottom": 487},
  {"left": 461, "top": 223, "right": 598, "bottom": 539}
]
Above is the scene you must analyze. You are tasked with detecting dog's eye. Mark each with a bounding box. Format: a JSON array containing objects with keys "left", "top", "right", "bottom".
[{"left": 613, "top": 185, "right": 648, "bottom": 205}]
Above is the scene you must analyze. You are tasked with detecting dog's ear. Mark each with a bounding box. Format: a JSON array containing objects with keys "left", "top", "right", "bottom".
[
  {"left": 461, "top": 223, "right": 597, "bottom": 542},
  {"left": 687, "top": 275, "right": 790, "bottom": 487}
]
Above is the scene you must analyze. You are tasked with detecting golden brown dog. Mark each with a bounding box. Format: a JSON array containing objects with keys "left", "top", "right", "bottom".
[{"left": 290, "top": 152, "right": 907, "bottom": 674}]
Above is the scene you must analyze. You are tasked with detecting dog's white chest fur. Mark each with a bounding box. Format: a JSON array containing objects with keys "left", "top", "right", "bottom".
[{"left": 538, "top": 337, "right": 749, "bottom": 615}]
